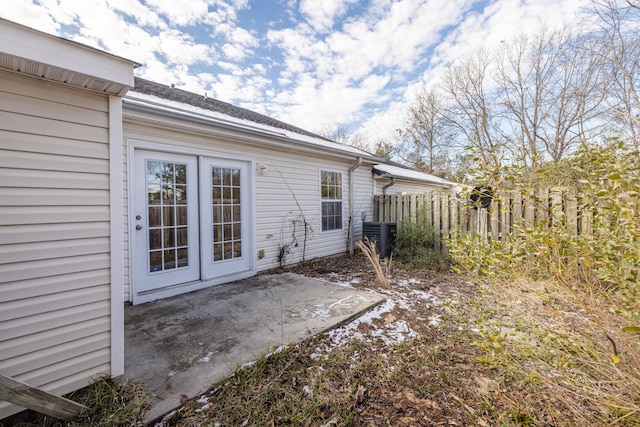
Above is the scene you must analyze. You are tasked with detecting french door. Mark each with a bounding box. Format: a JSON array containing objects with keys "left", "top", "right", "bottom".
[
  {"left": 132, "top": 150, "right": 251, "bottom": 302},
  {"left": 200, "top": 158, "right": 251, "bottom": 280}
]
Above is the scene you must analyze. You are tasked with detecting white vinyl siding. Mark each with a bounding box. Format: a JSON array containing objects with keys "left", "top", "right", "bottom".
[
  {"left": 0, "top": 72, "right": 112, "bottom": 419},
  {"left": 122, "top": 121, "right": 376, "bottom": 292}
]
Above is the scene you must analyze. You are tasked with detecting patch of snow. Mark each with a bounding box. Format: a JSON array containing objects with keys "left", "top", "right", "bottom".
[
  {"left": 303, "top": 385, "right": 312, "bottom": 395},
  {"left": 167, "top": 370, "right": 176, "bottom": 377},
  {"left": 410, "top": 290, "right": 443, "bottom": 305},
  {"left": 428, "top": 315, "right": 442, "bottom": 326},
  {"left": 195, "top": 403, "right": 211, "bottom": 413},
  {"left": 312, "top": 294, "right": 370, "bottom": 318},
  {"left": 368, "top": 320, "right": 420, "bottom": 346},
  {"left": 394, "top": 278, "right": 421, "bottom": 287},
  {"left": 198, "top": 352, "right": 213, "bottom": 363},
  {"left": 197, "top": 396, "right": 209, "bottom": 404}
]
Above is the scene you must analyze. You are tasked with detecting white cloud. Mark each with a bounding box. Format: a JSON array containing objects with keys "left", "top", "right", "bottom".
[
  {"left": 1, "top": 0, "right": 588, "bottom": 151},
  {"left": 158, "top": 30, "right": 216, "bottom": 65},
  {"left": 299, "top": 0, "right": 357, "bottom": 32},
  {"left": 1, "top": 0, "right": 60, "bottom": 33}
]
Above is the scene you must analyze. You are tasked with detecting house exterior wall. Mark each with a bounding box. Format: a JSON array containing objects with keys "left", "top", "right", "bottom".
[
  {"left": 122, "top": 120, "right": 375, "bottom": 301},
  {"left": 0, "top": 72, "right": 113, "bottom": 418}
]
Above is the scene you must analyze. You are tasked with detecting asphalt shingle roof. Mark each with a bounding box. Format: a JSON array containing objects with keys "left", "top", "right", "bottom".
[{"left": 133, "top": 77, "right": 328, "bottom": 141}]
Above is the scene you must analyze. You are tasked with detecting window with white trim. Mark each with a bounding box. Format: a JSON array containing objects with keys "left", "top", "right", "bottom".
[{"left": 321, "top": 170, "right": 342, "bottom": 231}]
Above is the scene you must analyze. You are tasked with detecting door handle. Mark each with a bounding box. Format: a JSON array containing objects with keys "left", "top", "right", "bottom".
[{"left": 136, "top": 225, "right": 143, "bottom": 230}]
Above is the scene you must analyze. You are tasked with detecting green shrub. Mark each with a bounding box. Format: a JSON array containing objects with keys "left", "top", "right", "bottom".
[{"left": 394, "top": 208, "right": 450, "bottom": 270}]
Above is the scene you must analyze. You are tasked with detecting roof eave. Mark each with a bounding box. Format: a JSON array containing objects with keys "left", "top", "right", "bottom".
[
  {"left": 123, "top": 98, "right": 384, "bottom": 162},
  {"left": 0, "top": 18, "right": 139, "bottom": 96},
  {"left": 372, "top": 170, "right": 452, "bottom": 188}
]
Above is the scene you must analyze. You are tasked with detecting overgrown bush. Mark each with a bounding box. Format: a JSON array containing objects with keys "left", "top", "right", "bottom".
[
  {"left": 447, "top": 141, "right": 640, "bottom": 422},
  {"left": 393, "top": 208, "right": 450, "bottom": 270},
  {"left": 449, "top": 141, "right": 640, "bottom": 322},
  {"left": 448, "top": 139, "right": 640, "bottom": 338}
]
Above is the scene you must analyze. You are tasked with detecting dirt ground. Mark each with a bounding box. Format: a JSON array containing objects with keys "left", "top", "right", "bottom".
[
  {"left": 148, "top": 252, "right": 639, "bottom": 426},
  {"left": 281, "top": 255, "right": 512, "bottom": 426}
]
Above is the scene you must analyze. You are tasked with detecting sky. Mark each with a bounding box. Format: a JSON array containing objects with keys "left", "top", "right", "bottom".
[{"left": 2, "top": 0, "right": 587, "bottom": 145}]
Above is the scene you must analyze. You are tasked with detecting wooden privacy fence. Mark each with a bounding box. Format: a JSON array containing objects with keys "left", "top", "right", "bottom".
[{"left": 373, "top": 188, "right": 590, "bottom": 245}]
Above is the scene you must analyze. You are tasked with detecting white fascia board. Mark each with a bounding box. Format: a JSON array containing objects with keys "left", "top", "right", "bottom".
[
  {"left": 373, "top": 164, "right": 454, "bottom": 187},
  {"left": 0, "top": 19, "right": 138, "bottom": 87},
  {"left": 123, "top": 94, "right": 383, "bottom": 163}
]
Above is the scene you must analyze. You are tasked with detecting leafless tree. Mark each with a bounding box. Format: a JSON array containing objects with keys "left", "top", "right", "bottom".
[
  {"left": 588, "top": 0, "right": 640, "bottom": 151},
  {"left": 315, "top": 124, "right": 372, "bottom": 152},
  {"left": 397, "top": 85, "right": 457, "bottom": 176},
  {"left": 495, "top": 29, "right": 605, "bottom": 165},
  {"left": 441, "top": 49, "right": 505, "bottom": 172}
]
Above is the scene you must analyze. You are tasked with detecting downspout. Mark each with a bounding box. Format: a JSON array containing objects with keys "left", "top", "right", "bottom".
[
  {"left": 348, "top": 157, "right": 363, "bottom": 255},
  {"left": 382, "top": 177, "right": 395, "bottom": 195}
]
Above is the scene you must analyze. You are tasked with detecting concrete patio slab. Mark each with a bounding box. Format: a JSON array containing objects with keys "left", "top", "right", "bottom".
[{"left": 122, "top": 273, "right": 384, "bottom": 424}]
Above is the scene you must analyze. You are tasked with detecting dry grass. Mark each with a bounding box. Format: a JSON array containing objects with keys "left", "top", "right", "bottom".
[
  {"left": 2, "top": 376, "right": 148, "bottom": 427},
  {"left": 6, "top": 255, "right": 639, "bottom": 426},
  {"left": 355, "top": 237, "right": 392, "bottom": 288}
]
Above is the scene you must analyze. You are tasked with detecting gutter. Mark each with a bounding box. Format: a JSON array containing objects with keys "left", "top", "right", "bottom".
[
  {"left": 123, "top": 97, "right": 385, "bottom": 164},
  {"left": 348, "top": 157, "right": 363, "bottom": 255},
  {"left": 382, "top": 177, "right": 396, "bottom": 195}
]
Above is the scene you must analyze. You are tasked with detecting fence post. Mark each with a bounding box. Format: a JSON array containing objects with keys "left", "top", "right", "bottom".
[
  {"left": 490, "top": 197, "right": 500, "bottom": 240},
  {"left": 441, "top": 193, "right": 450, "bottom": 251},
  {"left": 565, "top": 191, "right": 578, "bottom": 235},
  {"left": 550, "top": 187, "right": 563, "bottom": 229}
]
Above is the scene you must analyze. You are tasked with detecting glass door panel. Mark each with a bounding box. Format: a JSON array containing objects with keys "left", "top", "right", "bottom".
[
  {"left": 133, "top": 150, "right": 199, "bottom": 297},
  {"left": 201, "top": 159, "right": 251, "bottom": 280}
]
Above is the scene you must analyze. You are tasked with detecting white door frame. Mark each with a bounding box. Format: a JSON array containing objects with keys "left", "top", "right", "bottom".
[{"left": 127, "top": 141, "right": 257, "bottom": 304}]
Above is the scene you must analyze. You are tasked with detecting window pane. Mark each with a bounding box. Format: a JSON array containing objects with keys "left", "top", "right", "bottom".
[
  {"left": 213, "top": 243, "right": 222, "bottom": 261},
  {"left": 212, "top": 186, "right": 222, "bottom": 204},
  {"left": 233, "top": 241, "right": 242, "bottom": 258},
  {"left": 232, "top": 205, "right": 241, "bottom": 222},
  {"left": 147, "top": 162, "right": 161, "bottom": 184},
  {"left": 223, "top": 168, "right": 232, "bottom": 186},
  {"left": 177, "top": 248, "right": 189, "bottom": 267},
  {"left": 174, "top": 164, "right": 186, "bottom": 184},
  {"left": 231, "top": 168, "right": 240, "bottom": 186},
  {"left": 149, "top": 229, "right": 162, "bottom": 250},
  {"left": 212, "top": 205, "right": 222, "bottom": 224},
  {"left": 176, "top": 206, "right": 187, "bottom": 226},
  {"left": 224, "top": 242, "right": 233, "bottom": 259},
  {"left": 233, "top": 223, "right": 241, "bottom": 240},
  {"left": 175, "top": 186, "right": 187, "bottom": 204},
  {"left": 162, "top": 163, "right": 174, "bottom": 184},
  {"left": 232, "top": 187, "right": 241, "bottom": 204},
  {"left": 163, "top": 207, "right": 175, "bottom": 226},
  {"left": 162, "top": 186, "right": 174, "bottom": 204},
  {"left": 148, "top": 184, "right": 161, "bottom": 205},
  {"left": 223, "top": 206, "right": 232, "bottom": 223},
  {"left": 164, "top": 249, "right": 176, "bottom": 269},
  {"left": 212, "top": 168, "right": 222, "bottom": 186},
  {"left": 223, "top": 187, "right": 232, "bottom": 203},
  {"left": 177, "top": 227, "right": 188, "bottom": 246},
  {"left": 148, "top": 206, "right": 161, "bottom": 227},
  {"left": 164, "top": 228, "right": 175, "bottom": 248},
  {"left": 149, "top": 251, "right": 162, "bottom": 272}
]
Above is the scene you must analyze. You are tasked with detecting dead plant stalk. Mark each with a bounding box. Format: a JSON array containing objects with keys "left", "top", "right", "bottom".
[{"left": 356, "top": 238, "right": 391, "bottom": 288}]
